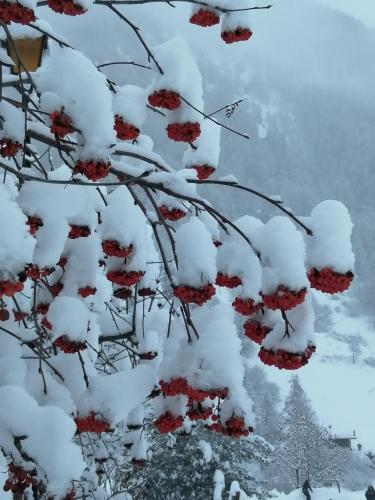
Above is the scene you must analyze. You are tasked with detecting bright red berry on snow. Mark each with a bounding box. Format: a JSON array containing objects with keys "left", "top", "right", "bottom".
[
  {"left": 73, "top": 159, "right": 110, "bottom": 181},
  {"left": 0, "top": 1, "right": 35, "bottom": 24},
  {"left": 50, "top": 110, "right": 74, "bottom": 138},
  {"left": 173, "top": 283, "right": 216, "bottom": 306},
  {"left": 221, "top": 28, "right": 252, "bottom": 44},
  {"left": 307, "top": 267, "right": 353, "bottom": 294},
  {"left": 261, "top": 285, "right": 307, "bottom": 311},
  {"left": 102, "top": 240, "right": 133, "bottom": 258},
  {"left": 159, "top": 205, "right": 186, "bottom": 221},
  {"left": 189, "top": 8, "right": 220, "bottom": 27},
  {"left": 215, "top": 272, "right": 242, "bottom": 288},
  {"left": 167, "top": 122, "right": 201, "bottom": 142},
  {"left": 114, "top": 115, "right": 140, "bottom": 141},
  {"left": 0, "top": 138, "right": 22, "bottom": 157},
  {"left": 148, "top": 89, "right": 181, "bottom": 110},
  {"left": 47, "top": 0, "right": 85, "bottom": 15},
  {"left": 107, "top": 270, "right": 144, "bottom": 287},
  {"left": 243, "top": 319, "right": 271, "bottom": 344},
  {"left": 232, "top": 296, "right": 262, "bottom": 316}
]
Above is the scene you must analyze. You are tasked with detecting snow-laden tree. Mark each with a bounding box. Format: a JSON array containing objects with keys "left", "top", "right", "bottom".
[
  {"left": 0, "top": 0, "right": 356, "bottom": 498},
  {"left": 271, "top": 377, "right": 347, "bottom": 491},
  {"left": 127, "top": 422, "right": 272, "bottom": 499}
]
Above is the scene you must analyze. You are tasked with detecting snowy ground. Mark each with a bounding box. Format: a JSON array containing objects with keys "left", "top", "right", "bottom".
[
  {"left": 271, "top": 486, "right": 366, "bottom": 499},
  {"left": 259, "top": 290, "right": 375, "bottom": 450}
]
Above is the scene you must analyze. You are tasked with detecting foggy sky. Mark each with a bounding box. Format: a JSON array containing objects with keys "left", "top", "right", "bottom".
[{"left": 318, "top": 0, "right": 375, "bottom": 29}]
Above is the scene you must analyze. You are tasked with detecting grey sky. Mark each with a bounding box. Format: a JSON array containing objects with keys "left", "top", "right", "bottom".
[{"left": 318, "top": 0, "right": 375, "bottom": 28}]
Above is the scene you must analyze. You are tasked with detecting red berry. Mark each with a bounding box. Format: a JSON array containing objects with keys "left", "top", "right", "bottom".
[
  {"left": 47, "top": 0, "right": 85, "bottom": 15},
  {"left": 221, "top": 27, "right": 252, "bottom": 44},
  {"left": 73, "top": 159, "right": 110, "bottom": 182},
  {"left": 215, "top": 273, "right": 242, "bottom": 288},
  {"left": 0, "top": 1, "right": 35, "bottom": 24},
  {"left": 167, "top": 122, "right": 201, "bottom": 142},
  {"left": 0, "top": 308, "right": 10, "bottom": 321},
  {"left": 232, "top": 297, "right": 262, "bottom": 316},
  {"left": 189, "top": 8, "right": 220, "bottom": 27},
  {"left": 148, "top": 89, "right": 181, "bottom": 110},
  {"left": 261, "top": 285, "right": 307, "bottom": 311},
  {"left": 78, "top": 286, "right": 96, "bottom": 298},
  {"left": 50, "top": 110, "right": 74, "bottom": 138},
  {"left": 68, "top": 225, "right": 91, "bottom": 239},
  {"left": 189, "top": 164, "right": 216, "bottom": 180},
  {"left": 139, "top": 351, "right": 158, "bottom": 360},
  {"left": 154, "top": 412, "right": 183, "bottom": 434},
  {"left": 26, "top": 216, "right": 43, "bottom": 235},
  {"left": 173, "top": 283, "right": 216, "bottom": 306},
  {"left": 114, "top": 115, "right": 140, "bottom": 141},
  {"left": 0, "top": 137, "right": 22, "bottom": 156},
  {"left": 107, "top": 270, "right": 144, "bottom": 287},
  {"left": 102, "top": 240, "right": 133, "bottom": 258},
  {"left": 258, "top": 345, "right": 316, "bottom": 370},
  {"left": 243, "top": 320, "right": 271, "bottom": 344},
  {"left": 159, "top": 205, "right": 186, "bottom": 221},
  {"left": 113, "top": 287, "right": 132, "bottom": 300},
  {"left": 307, "top": 267, "right": 353, "bottom": 294},
  {"left": 53, "top": 335, "right": 86, "bottom": 353}
]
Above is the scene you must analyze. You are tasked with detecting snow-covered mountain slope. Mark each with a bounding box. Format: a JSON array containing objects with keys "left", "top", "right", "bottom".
[{"left": 259, "top": 291, "right": 375, "bottom": 449}]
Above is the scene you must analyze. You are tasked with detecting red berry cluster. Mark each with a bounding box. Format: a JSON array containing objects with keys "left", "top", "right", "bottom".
[
  {"left": 232, "top": 297, "right": 262, "bottom": 316},
  {"left": 41, "top": 317, "right": 52, "bottom": 330},
  {"left": 107, "top": 270, "right": 144, "bottom": 287},
  {"left": 13, "top": 310, "right": 28, "bottom": 321},
  {"left": 50, "top": 282, "right": 63, "bottom": 297},
  {"left": 154, "top": 412, "right": 184, "bottom": 434},
  {"left": 173, "top": 283, "right": 216, "bottom": 306},
  {"left": 138, "top": 287, "right": 156, "bottom": 297},
  {"left": 258, "top": 345, "right": 316, "bottom": 370},
  {"left": 0, "top": 1, "right": 35, "bottom": 24},
  {"left": 190, "top": 164, "right": 216, "bottom": 180},
  {"left": 187, "top": 404, "right": 212, "bottom": 421},
  {"left": 148, "top": 89, "right": 181, "bottom": 110},
  {"left": 262, "top": 285, "right": 307, "bottom": 311},
  {"left": 160, "top": 378, "right": 228, "bottom": 401},
  {"left": 73, "top": 159, "right": 110, "bottom": 182},
  {"left": 114, "top": 115, "right": 140, "bottom": 141},
  {"left": 221, "top": 28, "right": 253, "bottom": 44},
  {"left": 189, "top": 8, "right": 220, "bottom": 27},
  {"left": 49, "top": 110, "right": 74, "bottom": 138},
  {"left": 243, "top": 320, "right": 271, "bottom": 344},
  {"left": 167, "top": 122, "right": 201, "bottom": 142},
  {"left": 0, "top": 280, "right": 23, "bottom": 298},
  {"left": 68, "top": 225, "right": 91, "bottom": 239},
  {"left": 160, "top": 377, "right": 189, "bottom": 396},
  {"left": 215, "top": 272, "right": 242, "bottom": 288},
  {"left": 54, "top": 335, "right": 87, "bottom": 353},
  {"left": 78, "top": 286, "right": 96, "bottom": 298},
  {"left": 307, "top": 267, "right": 353, "bottom": 294},
  {"left": 3, "top": 464, "right": 37, "bottom": 494},
  {"left": 159, "top": 205, "right": 186, "bottom": 221},
  {"left": 139, "top": 351, "right": 158, "bottom": 360},
  {"left": 0, "top": 137, "right": 22, "bottom": 157},
  {"left": 102, "top": 239, "right": 133, "bottom": 258},
  {"left": 26, "top": 216, "right": 43, "bottom": 235},
  {"left": 0, "top": 308, "right": 9, "bottom": 321},
  {"left": 225, "top": 415, "right": 253, "bottom": 437},
  {"left": 26, "top": 265, "right": 53, "bottom": 280},
  {"left": 36, "top": 303, "right": 49, "bottom": 315},
  {"left": 74, "top": 413, "right": 111, "bottom": 433},
  {"left": 47, "top": 0, "right": 85, "bottom": 15},
  {"left": 57, "top": 256, "right": 67, "bottom": 268},
  {"left": 113, "top": 287, "right": 132, "bottom": 300}
]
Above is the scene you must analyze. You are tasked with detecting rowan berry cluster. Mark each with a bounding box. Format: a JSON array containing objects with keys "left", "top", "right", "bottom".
[
  {"left": 138, "top": 287, "right": 156, "bottom": 297},
  {"left": 78, "top": 286, "right": 97, "bottom": 298},
  {"left": 167, "top": 122, "right": 201, "bottom": 142},
  {"left": 0, "top": 1, "right": 35, "bottom": 24},
  {"left": 215, "top": 273, "right": 242, "bottom": 288},
  {"left": 73, "top": 159, "right": 110, "bottom": 182},
  {"left": 308, "top": 267, "right": 353, "bottom": 294},
  {"left": 221, "top": 27, "right": 253, "bottom": 44},
  {"left": 139, "top": 351, "right": 158, "bottom": 360},
  {"left": 258, "top": 345, "right": 316, "bottom": 370},
  {"left": 47, "top": 0, "right": 84, "bottom": 15},
  {"left": 102, "top": 240, "right": 133, "bottom": 258},
  {"left": 50, "top": 110, "right": 74, "bottom": 138},
  {"left": 0, "top": 137, "right": 22, "bottom": 157},
  {"left": 148, "top": 89, "right": 181, "bottom": 110},
  {"left": 26, "top": 216, "right": 43, "bottom": 235},
  {"left": 74, "top": 413, "right": 111, "bottom": 433},
  {"left": 0, "top": 280, "right": 23, "bottom": 298},
  {"left": 190, "top": 164, "right": 216, "bottom": 180},
  {"left": 114, "top": 115, "right": 140, "bottom": 141},
  {"left": 243, "top": 320, "right": 271, "bottom": 344},
  {"left": 68, "top": 225, "right": 91, "bottom": 239},
  {"left": 173, "top": 283, "right": 215, "bottom": 306},
  {"left": 3, "top": 464, "right": 37, "bottom": 494},
  {"left": 154, "top": 412, "right": 184, "bottom": 433},
  {"left": 106, "top": 270, "right": 144, "bottom": 287},
  {"left": 53, "top": 335, "right": 87, "bottom": 353},
  {"left": 261, "top": 285, "right": 307, "bottom": 311},
  {"left": 232, "top": 296, "right": 262, "bottom": 316},
  {"left": 189, "top": 8, "right": 220, "bottom": 27},
  {"left": 158, "top": 205, "right": 186, "bottom": 221},
  {"left": 113, "top": 287, "right": 132, "bottom": 299}
]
